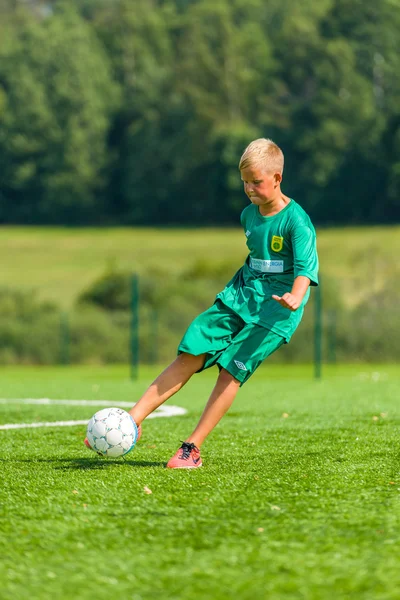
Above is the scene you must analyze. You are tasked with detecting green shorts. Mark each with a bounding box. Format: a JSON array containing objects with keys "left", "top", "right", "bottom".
[{"left": 178, "top": 299, "right": 285, "bottom": 385}]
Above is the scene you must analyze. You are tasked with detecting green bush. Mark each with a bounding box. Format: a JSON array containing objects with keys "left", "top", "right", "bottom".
[
  {"left": 0, "top": 266, "right": 398, "bottom": 365},
  {"left": 0, "top": 289, "right": 61, "bottom": 364},
  {"left": 69, "top": 308, "right": 129, "bottom": 364},
  {"left": 0, "top": 288, "right": 131, "bottom": 365},
  {"left": 333, "top": 297, "right": 400, "bottom": 363},
  {"left": 78, "top": 271, "right": 132, "bottom": 311}
]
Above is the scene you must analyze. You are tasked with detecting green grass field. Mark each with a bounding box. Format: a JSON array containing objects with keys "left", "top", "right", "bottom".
[
  {"left": 1, "top": 225, "right": 399, "bottom": 308},
  {"left": 1, "top": 364, "right": 399, "bottom": 600}
]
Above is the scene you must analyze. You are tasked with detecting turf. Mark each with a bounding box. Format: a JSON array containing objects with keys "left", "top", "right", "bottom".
[{"left": 1, "top": 364, "right": 399, "bottom": 600}]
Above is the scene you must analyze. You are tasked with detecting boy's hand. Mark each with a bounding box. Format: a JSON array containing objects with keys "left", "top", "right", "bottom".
[{"left": 272, "top": 293, "right": 301, "bottom": 311}]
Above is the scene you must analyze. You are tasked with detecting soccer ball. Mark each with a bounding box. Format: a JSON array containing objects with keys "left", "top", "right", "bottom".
[{"left": 86, "top": 407, "right": 138, "bottom": 457}]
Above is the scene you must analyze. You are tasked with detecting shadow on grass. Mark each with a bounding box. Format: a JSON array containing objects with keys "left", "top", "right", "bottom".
[
  {"left": 0, "top": 457, "right": 165, "bottom": 469},
  {"left": 57, "top": 458, "right": 166, "bottom": 470}
]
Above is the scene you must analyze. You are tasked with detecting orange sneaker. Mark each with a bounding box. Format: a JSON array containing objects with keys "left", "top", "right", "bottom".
[
  {"left": 166, "top": 442, "right": 202, "bottom": 469},
  {"left": 84, "top": 424, "right": 142, "bottom": 451}
]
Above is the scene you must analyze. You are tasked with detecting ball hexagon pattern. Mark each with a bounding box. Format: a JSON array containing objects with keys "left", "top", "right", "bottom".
[{"left": 86, "top": 407, "right": 138, "bottom": 457}]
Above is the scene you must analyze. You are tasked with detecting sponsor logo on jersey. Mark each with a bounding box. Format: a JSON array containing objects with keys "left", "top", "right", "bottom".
[
  {"left": 234, "top": 360, "right": 247, "bottom": 371},
  {"left": 271, "top": 235, "right": 284, "bottom": 252},
  {"left": 249, "top": 257, "right": 284, "bottom": 273},
  {"left": 245, "top": 230, "right": 251, "bottom": 237}
]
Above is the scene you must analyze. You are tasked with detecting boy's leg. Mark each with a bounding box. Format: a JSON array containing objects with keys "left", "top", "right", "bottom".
[
  {"left": 167, "top": 324, "right": 284, "bottom": 468},
  {"left": 129, "top": 352, "right": 206, "bottom": 425},
  {"left": 131, "top": 301, "right": 241, "bottom": 426},
  {"left": 186, "top": 368, "right": 241, "bottom": 448},
  {"left": 85, "top": 352, "right": 206, "bottom": 452},
  {"left": 166, "top": 368, "right": 240, "bottom": 468},
  {"left": 177, "top": 326, "right": 283, "bottom": 449}
]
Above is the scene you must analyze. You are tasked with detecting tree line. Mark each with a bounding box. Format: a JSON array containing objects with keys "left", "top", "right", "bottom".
[{"left": 0, "top": 0, "right": 399, "bottom": 226}]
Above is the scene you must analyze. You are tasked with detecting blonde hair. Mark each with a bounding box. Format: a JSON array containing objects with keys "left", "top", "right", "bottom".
[{"left": 239, "top": 138, "right": 284, "bottom": 174}]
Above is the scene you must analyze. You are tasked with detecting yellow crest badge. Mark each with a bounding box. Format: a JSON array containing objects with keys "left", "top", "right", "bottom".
[{"left": 271, "top": 235, "right": 284, "bottom": 252}]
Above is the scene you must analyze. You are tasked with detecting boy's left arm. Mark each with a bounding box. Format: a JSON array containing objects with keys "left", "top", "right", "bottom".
[
  {"left": 272, "top": 221, "right": 319, "bottom": 311},
  {"left": 272, "top": 275, "right": 311, "bottom": 311}
]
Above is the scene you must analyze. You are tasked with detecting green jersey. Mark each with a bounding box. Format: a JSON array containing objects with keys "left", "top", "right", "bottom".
[{"left": 216, "top": 199, "right": 319, "bottom": 341}]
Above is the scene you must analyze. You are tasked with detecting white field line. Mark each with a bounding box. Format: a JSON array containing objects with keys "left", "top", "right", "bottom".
[
  {"left": 0, "top": 399, "right": 187, "bottom": 431},
  {"left": 0, "top": 420, "right": 90, "bottom": 430}
]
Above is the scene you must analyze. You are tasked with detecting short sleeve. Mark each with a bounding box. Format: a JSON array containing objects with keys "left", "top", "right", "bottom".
[{"left": 291, "top": 224, "right": 319, "bottom": 286}]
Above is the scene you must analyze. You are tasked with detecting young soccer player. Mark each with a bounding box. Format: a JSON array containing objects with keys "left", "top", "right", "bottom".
[{"left": 85, "top": 138, "right": 319, "bottom": 468}]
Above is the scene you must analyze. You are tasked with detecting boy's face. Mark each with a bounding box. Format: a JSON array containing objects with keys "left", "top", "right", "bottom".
[{"left": 240, "top": 166, "right": 282, "bottom": 207}]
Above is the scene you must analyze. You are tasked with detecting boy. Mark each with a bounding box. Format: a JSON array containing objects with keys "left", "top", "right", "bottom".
[{"left": 85, "top": 138, "right": 319, "bottom": 468}]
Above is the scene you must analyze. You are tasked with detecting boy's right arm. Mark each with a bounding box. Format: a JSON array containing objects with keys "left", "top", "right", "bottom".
[{"left": 272, "top": 275, "right": 311, "bottom": 311}]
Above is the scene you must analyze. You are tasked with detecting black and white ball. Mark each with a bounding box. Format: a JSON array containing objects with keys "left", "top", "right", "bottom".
[{"left": 86, "top": 408, "right": 138, "bottom": 457}]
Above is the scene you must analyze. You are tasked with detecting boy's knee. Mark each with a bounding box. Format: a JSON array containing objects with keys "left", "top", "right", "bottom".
[
  {"left": 218, "top": 368, "right": 241, "bottom": 386},
  {"left": 178, "top": 352, "right": 206, "bottom": 372}
]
